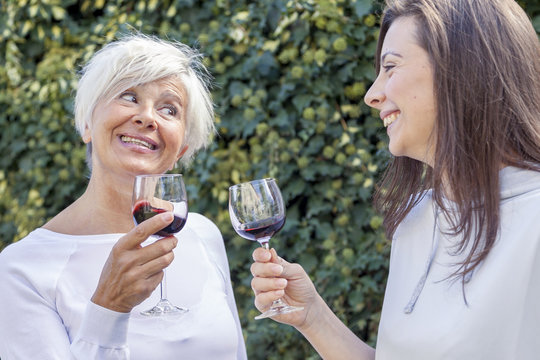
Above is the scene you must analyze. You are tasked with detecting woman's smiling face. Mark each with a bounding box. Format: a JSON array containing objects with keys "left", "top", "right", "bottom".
[
  {"left": 364, "top": 16, "right": 437, "bottom": 167},
  {"left": 83, "top": 77, "right": 188, "bottom": 177}
]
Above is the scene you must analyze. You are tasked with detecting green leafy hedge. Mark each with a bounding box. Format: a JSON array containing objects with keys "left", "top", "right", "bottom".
[{"left": 1, "top": 0, "right": 539, "bottom": 358}]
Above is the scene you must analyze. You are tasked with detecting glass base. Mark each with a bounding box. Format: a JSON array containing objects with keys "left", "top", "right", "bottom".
[
  {"left": 140, "top": 299, "right": 188, "bottom": 317},
  {"left": 254, "top": 299, "right": 303, "bottom": 320}
]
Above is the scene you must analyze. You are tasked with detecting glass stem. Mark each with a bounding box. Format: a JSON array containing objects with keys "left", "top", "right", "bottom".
[
  {"left": 260, "top": 241, "right": 282, "bottom": 309},
  {"left": 161, "top": 270, "right": 167, "bottom": 300}
]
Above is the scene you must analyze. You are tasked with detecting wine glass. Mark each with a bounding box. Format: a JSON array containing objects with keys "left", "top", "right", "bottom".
[
  {"left": 132, "top": 174, "right": 189, "bottom": 317},
  {"left": 229, "top": 178, "right": 303, "bottom": 320}
]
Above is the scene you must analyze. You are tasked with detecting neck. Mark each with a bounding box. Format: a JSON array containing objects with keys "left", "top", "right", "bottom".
[
  {"left": 82, "top": 171, "right": 135, "bottom": 231},
  {"left": 45, "top": 168, "right": 137, "bottom": 235}
]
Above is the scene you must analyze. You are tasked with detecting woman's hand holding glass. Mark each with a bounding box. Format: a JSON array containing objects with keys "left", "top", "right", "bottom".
[
  {"left": 132, "top": 174, "right": 189, "bottom": 316},
  {"left": 250, "top": 246, "right": 321, "bottom": 328},
  {"left": 91, "top": 212, "right": 178, "bottom": 313},
  {"left": 229, "top": 178, "right": 305, "bottom": 319}
]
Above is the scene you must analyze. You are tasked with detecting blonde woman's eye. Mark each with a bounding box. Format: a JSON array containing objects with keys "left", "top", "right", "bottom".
[
  {"left": 159, "top": 105, "right": 178, "bottom": 116},
  {"left": 120, "top": 92, "right": 137, "bottom": 103}
]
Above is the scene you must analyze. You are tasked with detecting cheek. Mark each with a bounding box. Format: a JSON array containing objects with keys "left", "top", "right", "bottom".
[{"left": 164, "top": 122, "right": 186, "bottom": 150}]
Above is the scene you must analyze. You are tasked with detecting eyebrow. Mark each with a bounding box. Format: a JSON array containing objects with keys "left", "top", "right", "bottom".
[
  {"left": 381, "top": 51, "right": 403, "bottom": 62},
  {"left": 160, "top": 90, "right": 184, "bottom": 103}
]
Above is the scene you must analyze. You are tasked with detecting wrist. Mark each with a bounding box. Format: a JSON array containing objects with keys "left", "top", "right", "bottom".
[
  {"left": 91, "top": 293, "right": 132, "bottom": 313},
  {"left": 294, "top": 293, "right": 328, "bottom": 335}
]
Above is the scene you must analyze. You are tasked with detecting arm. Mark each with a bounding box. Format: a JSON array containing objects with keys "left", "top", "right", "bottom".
[
  {"left": 0, "top": 254, "right": 75, "bottom": 359},
  {"left": 74, "top": 212, "right": 179, "bottom": 358},
  {"left": 189, "top": 213, "right": 248, "bottom": 359},
  {"left": 0, "top": 212, "right": 177, "bottom": 359},
  {"left": 251, "top": 247, "right": 375, "bottom": 360}
]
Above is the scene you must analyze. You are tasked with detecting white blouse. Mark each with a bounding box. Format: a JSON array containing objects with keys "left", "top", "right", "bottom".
[
  {"left": 376, "top": 167, "right": 540, "bottom": 359},
  {"left": 0, "top": 212, "right": 247, "bottom": 360}
]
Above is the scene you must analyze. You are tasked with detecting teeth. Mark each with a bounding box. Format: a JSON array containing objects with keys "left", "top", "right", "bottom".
[
  {"left": 121, "top": 136, "right": 155, "bottom": 150},
  {"left": 383, "top": 112, "right": 399, "bottom": 127}
]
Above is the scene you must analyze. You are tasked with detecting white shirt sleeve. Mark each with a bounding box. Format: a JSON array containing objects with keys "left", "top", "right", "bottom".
[
  {"left": 0, "top": 259, "right": 73, "bottom": 359},
  {"left": 187, "top": 213, "right": 248, "bottom": 360},
  {"left": 0, "top": 237, "right": 131, "bottom": 360},
  {"left": 70, "top": 301, "right": 130, "bottom": 359}
]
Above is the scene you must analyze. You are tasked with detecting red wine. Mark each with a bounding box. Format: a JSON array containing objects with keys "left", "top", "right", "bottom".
[
  {"left": 236, "top": 217, "right": 285, "bottom": 242},
  {"left": 132, "top": 201, "right": 187, "bottom": 236}
]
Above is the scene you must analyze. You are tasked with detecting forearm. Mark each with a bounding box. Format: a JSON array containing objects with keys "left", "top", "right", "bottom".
[{"left": 296, "top": 295, "right": 375, "bottom": 360}]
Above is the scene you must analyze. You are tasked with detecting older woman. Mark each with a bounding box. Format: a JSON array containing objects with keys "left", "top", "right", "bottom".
[
  {"left": 0, "top": 34, "right": 247, "bottom": 359},
  {"left": 250, "top": 0, "right": 540, "bottom": 359}
]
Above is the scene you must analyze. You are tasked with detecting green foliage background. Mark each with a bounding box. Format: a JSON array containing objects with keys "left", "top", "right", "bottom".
[{"left": 1, "top": 0, "right": 539, "bottom": 358}]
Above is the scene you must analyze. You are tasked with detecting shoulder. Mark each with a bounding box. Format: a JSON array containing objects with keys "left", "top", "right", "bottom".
[
  {"left": 185, "top": 212, "right": 231, "bottom": 277},
  {"left": 186, "top": 212, "right": 225, "bottom": 252},
  {"left": 400, "top": 191, "right": 434, "bottom": 224},
  {"left": 0, "top": 229, "right": 74, "bottom": 265},
  {"left": 186, "top": 212, "right": 222, "bottom": 239},
  {"left": 500, "top": 166, "right": 540, "bottom": 200},
  {"left": 0, "top": 230, "right": 78, "bottom": 301},
  {"left": 1, "top": 229, "right": 78, "bottom": 269}
]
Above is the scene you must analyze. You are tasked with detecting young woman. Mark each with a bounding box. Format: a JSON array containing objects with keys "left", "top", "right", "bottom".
[
  {"left": 250, "top": 0, "right": 540, "bottom": 359},
  {"left": 0, "top": 35, "right": 247, "bottom": 359}
]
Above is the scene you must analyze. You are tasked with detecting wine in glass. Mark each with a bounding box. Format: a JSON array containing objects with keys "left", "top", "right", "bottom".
[
  {"left": 229, "top": 178, "right": 303, "bottom": 320},
  {"left": 132, "top": 173, "right": 188, "bottom": 317}
]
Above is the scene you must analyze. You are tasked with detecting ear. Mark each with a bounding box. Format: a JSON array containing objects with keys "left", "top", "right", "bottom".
[
  {"left": 176, "top": 145, "right": 189, "bottom": 162},
  {"left": 168, "top": 146, "right": 189, "bottom": 171},
  {"left": 82, "top": 125, "right": 91, "bottom": 144}
]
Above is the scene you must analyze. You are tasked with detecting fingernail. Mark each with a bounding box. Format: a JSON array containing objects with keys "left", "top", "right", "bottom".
[
  {"left": 276, "top": 278, "right": 287, "bottom": 287},
  {"left": 163, "top": 213, "right": 174, "bottom": 222}
]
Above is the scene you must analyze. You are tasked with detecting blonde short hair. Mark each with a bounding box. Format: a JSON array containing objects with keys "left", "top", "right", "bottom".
[{"left": 74, "top": 33, "right": 215, "bottom": 166}]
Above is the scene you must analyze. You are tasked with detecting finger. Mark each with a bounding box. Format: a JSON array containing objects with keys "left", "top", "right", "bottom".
[
  {"left": 119, "top": 212, "right": 174, "bottom": 250},
  {"left": 254, "top": 290, "right": 285, "bottom": 311},
  {"left": 251, "top": 276, "right": 287, "bottom": 295},
  {"left": 250, "top": 261, "right": 283, "bottom": 278},
  {"left": 136, "top": 236, "right": 178, "bottom": 265},
  {"left": 252, "top": 247, "right": 272, "bottom": 262},
  {"left": 268, "top": 250, "right": 304, "bottom": 280},
  {"left": 138, "top": 248, "right": 175, "bottom": 277}
]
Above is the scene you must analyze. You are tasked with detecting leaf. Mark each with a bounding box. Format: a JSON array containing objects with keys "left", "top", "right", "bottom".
[
  {"left": 291, "top": 94, "right": 312, "bottom": 112},
  {"left": 352, "top": 0, "right": 372, "bottom": 18},
  {"left": 256, "top": 51, "right": 279, "bottom": 77},
  {"left": 533, "top": 15, "right": 540, "bottom": 33},
  {"left": 51, "top": 6, "right": 65, "bottom": 20},
  {"left": 282, "top": 177, "right": 306, "bottom": 198}
]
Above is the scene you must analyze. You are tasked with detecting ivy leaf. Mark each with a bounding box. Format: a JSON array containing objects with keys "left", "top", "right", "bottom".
[
  {"left": 533, "top": 15, "right": 540, "bottom": 33},
  {"left": 291, "top": 94, "right": 312, "bottom": 112},
  {"left": 256, "top": 51, "right": 279, "bottom": 77},
  {"left": 306, "top": 197, "right": 327, "bottom": 218},
  {"left": 352, "top": 0, "right": 372, "bottom": 18},
  {"left": 282, "top": 178, "right": 307, "bottom": 199}
]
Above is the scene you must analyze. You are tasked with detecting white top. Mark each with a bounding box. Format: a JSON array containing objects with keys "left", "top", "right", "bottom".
[
  {"left": 376, "top": 166, "right": 540, "bottom": 359},
  {"left": 0, "top": 212, "right": 247, "bottom": 360}
]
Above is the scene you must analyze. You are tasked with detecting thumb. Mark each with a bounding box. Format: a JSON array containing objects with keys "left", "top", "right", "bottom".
[
  {"left": 269, "top": 248, "right": 299, "bottom": 279},
  {"left": 118, "top": 212, "right": 174, "bottom": 250}
]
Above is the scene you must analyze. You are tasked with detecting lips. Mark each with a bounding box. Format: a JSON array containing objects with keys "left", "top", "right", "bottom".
[{"left": 120, "top": 135, "right": 157, "bottom": 150}]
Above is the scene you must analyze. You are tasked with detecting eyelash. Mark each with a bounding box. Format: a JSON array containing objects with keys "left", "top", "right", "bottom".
[
  {"left": 162, "top": 105, "right": 178, "bottom": 116},
  {"left": 120, "top": 92, "right": 137, "bottom": 102},
  {"left": 382, "top": 64, "right": 395, "bottom": 72},
  {"left": 120, "top": 92, "right": 179, "bottom": 117}
]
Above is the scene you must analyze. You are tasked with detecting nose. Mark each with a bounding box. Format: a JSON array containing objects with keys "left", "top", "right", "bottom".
[
  {"left": 364, "top": 76, "right": 385, "bottom": 109},
  {"left": 133, "top": 105, "right": 158, "bottom": 130}
]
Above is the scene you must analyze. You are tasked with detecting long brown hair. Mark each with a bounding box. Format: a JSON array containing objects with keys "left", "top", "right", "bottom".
[{"left": 373, "top": 0, "right": 540, "bottom": 281}]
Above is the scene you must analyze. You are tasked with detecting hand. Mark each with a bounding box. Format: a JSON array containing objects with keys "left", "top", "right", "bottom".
[
  {"left": 250, "top": 247, "right": 320, "bottom": 329},
  {"left": 91, "top": 212, "right": 177, "bottom": 313}
]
